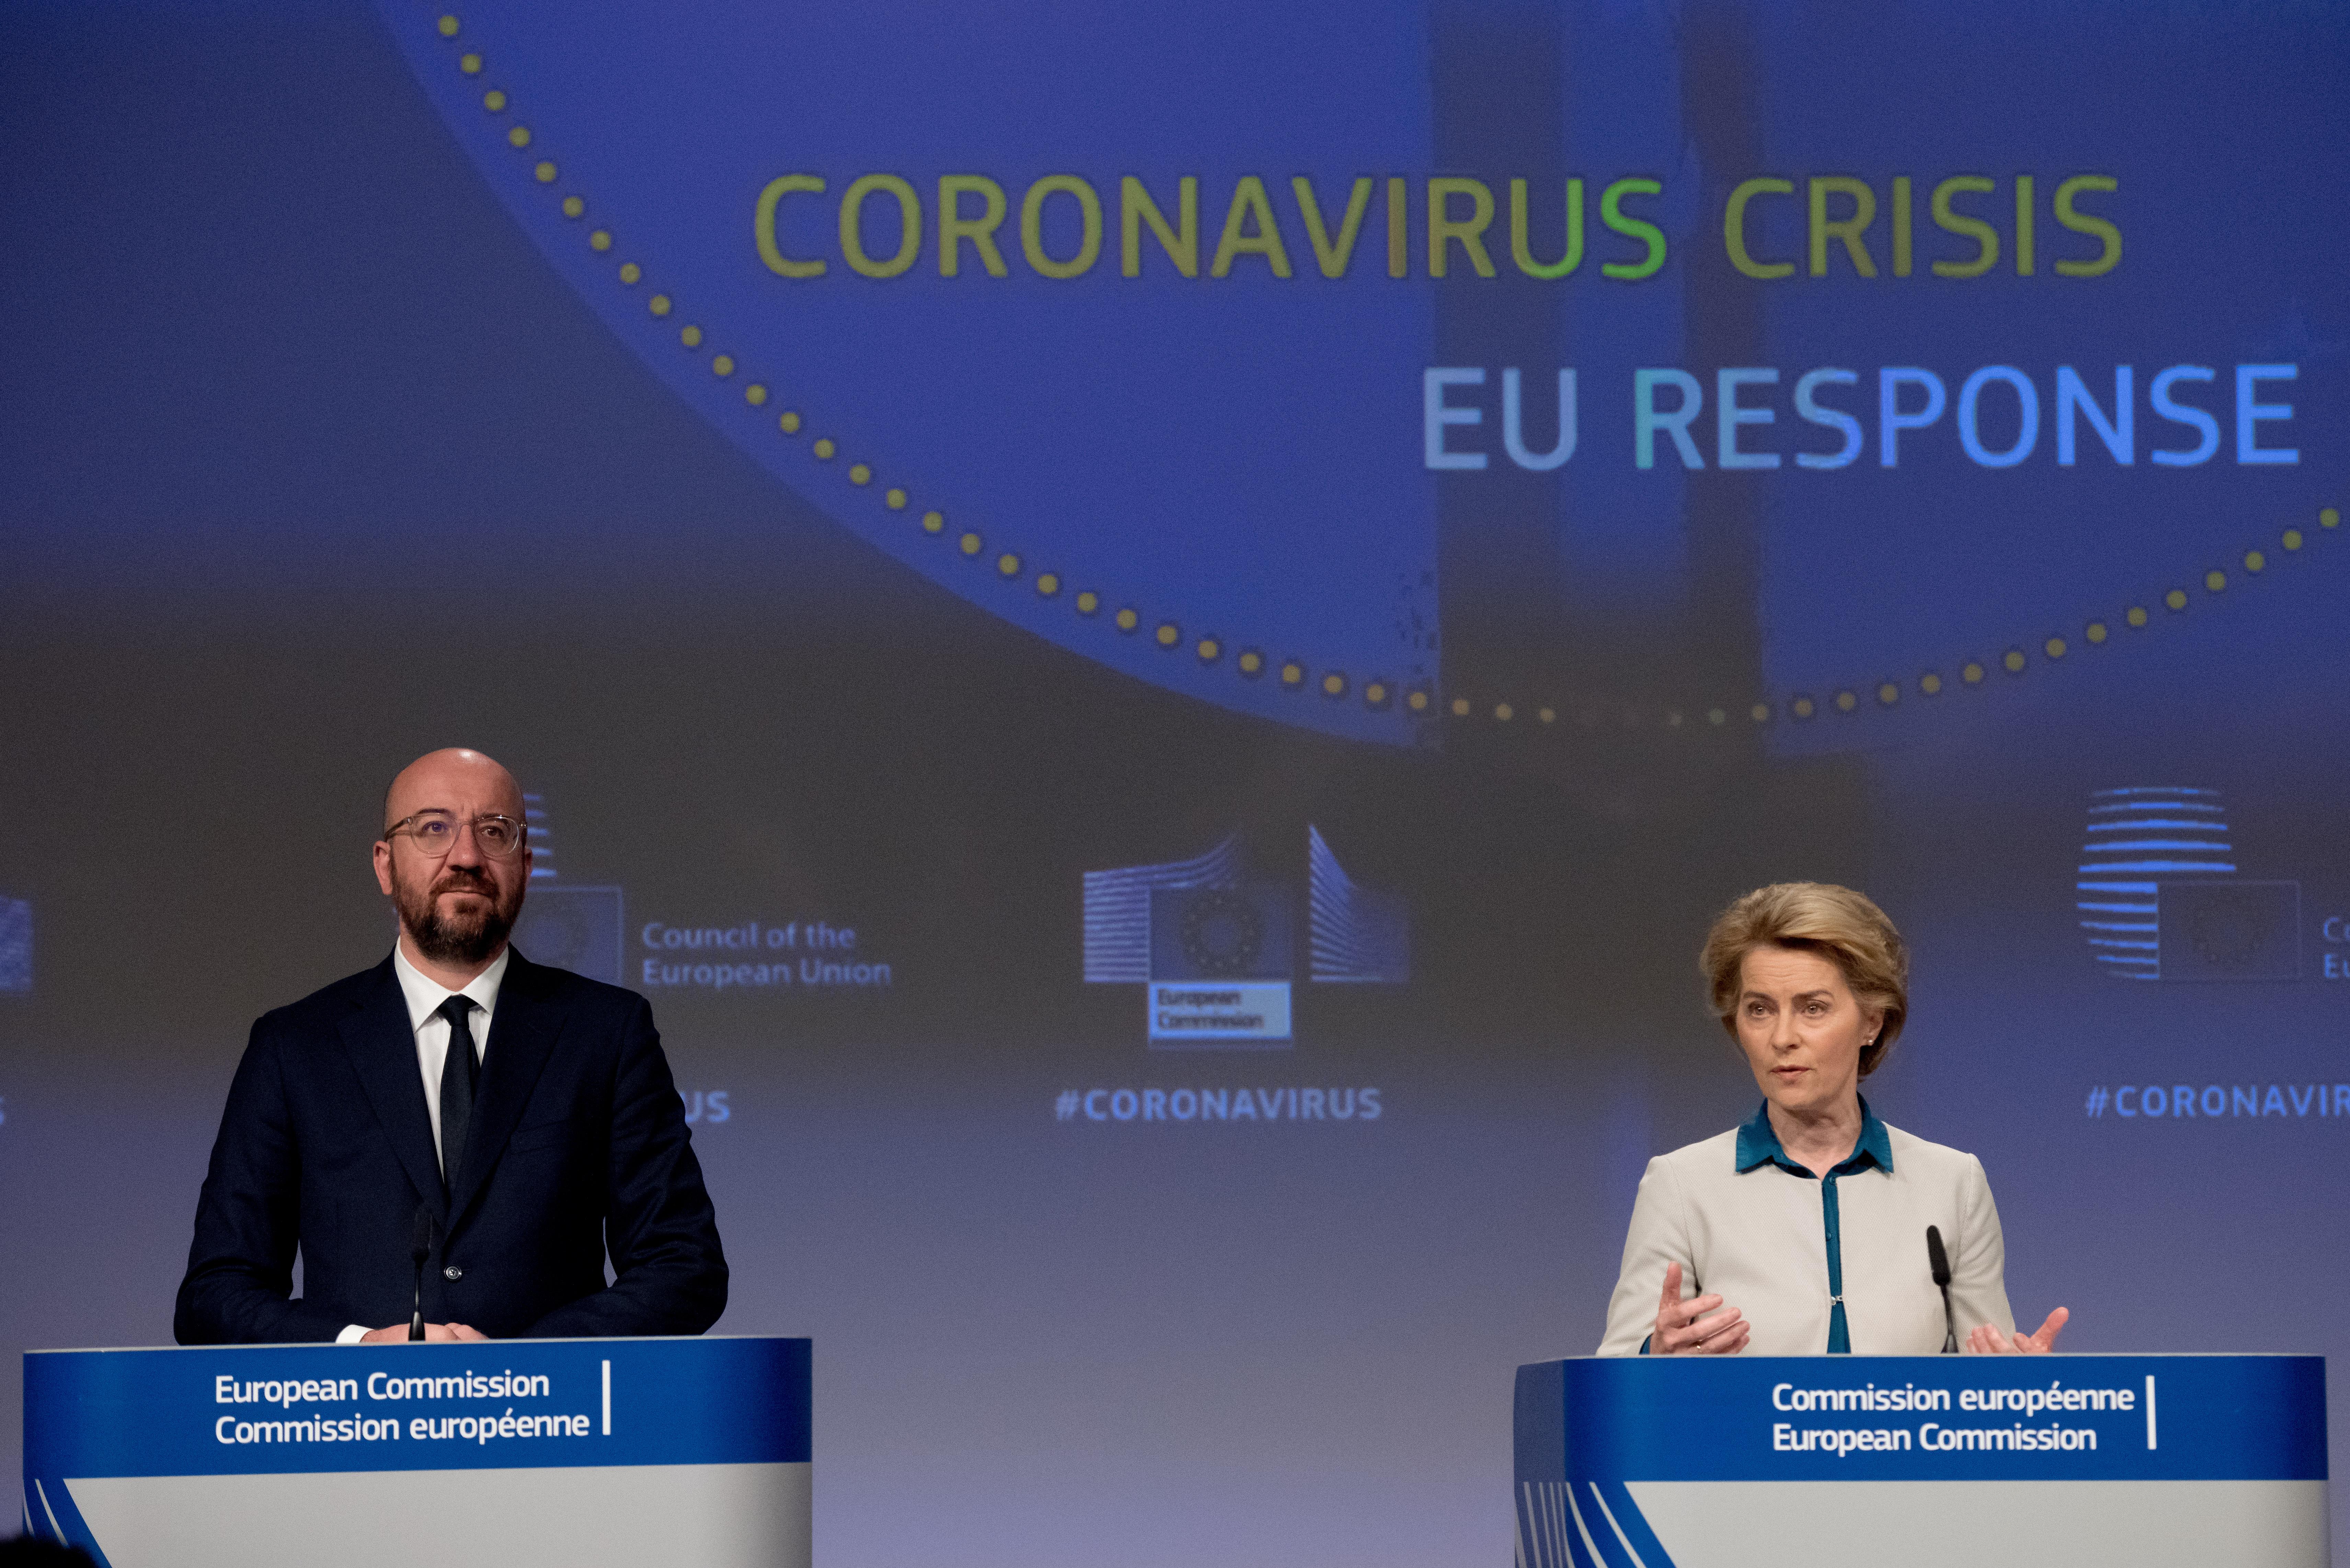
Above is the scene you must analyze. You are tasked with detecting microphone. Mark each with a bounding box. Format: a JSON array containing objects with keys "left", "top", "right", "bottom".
[
  {"left": 409, "top": 1207, "right": 435, "bottom": 1342},
  {"left": 1925, "top": 1225, "right": 1957, "bottom": 1353}
]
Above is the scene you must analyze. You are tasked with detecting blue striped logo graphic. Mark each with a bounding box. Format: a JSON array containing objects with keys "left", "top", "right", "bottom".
[
  {"left": 1082, "top": 835, "right": 1244, "bottom": 984},
  {"left": 1306, "top": 827, "right": 1411, "bottom": 984},
  {"left": 2075, "top": 787, "right": 2234, "bottom": 980}
]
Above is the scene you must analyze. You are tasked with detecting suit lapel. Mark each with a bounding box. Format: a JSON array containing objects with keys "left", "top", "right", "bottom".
[
  {"left": 447, "top": 948, "right": 564, "bottom": 1230},
  {"left": 338, "top": 958, "right": 447, "bottom": 1218}
]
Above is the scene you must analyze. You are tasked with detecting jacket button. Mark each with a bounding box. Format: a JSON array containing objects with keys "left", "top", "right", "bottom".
[{"left": 443, "top": 1266, "right": 464, "bottom": 1280}]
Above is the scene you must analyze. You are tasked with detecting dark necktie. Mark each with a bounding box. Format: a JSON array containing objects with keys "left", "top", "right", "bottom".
[{"left": 436, "top": 996, "right": 480, "bottom": 1196}]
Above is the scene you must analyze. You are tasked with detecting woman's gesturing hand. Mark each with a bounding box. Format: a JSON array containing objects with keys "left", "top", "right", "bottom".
[
  {"left": 1967, "top": 1306, "right": 2069, "bottom": 1355},
  {"left": 1653, "top": 1261, "right": 1749, "bottom": 1355}
]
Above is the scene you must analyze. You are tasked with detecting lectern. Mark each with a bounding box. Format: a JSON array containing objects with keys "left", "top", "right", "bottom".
[
  {"left": 1513, "top": 1354, "right": 2327, "bottom": 1568},
  {"left": 22, "top": 1335, "right": 809, "bottom": 1568}
]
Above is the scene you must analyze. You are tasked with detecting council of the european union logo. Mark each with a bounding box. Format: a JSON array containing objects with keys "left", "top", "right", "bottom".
[
  {"left": 504, "top": 793, "right": 627, "bottom": 986},
  {"left": 2074, "top": 787, "right": 2298, "bottom": 981},
  {"left": 0, "top": 897, "right": 30, "bottom": 994},
  {"left": 1084, "top": 829, "right": 1409, "bottom": 1047}
]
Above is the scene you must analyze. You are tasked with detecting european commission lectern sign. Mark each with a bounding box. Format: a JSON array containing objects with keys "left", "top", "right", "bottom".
[
  {"left": 22, "top": 1336, "right": 810, "bottom": 1568},
  {"left": 1513, "top": 1354, "right": 2327, "bottom": 1568}
]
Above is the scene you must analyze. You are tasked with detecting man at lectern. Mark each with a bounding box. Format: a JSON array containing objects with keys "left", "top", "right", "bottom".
[
  {"left": 1598, "top": 883, "right": 2067, "bottom": 1358},
  {"left": 175, "top": 747, "right": 726, "bottom": 1344}
]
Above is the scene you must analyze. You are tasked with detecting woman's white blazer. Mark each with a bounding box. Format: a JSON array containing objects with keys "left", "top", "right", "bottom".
[{"left": 1599, "top": 1119, "right": 2017, "bottom": 1356}]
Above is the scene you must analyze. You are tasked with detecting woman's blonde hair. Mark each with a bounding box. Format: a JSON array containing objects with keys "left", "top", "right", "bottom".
[{"left": 1700, "top": 883, "right": 1908, "bottom": 1076}]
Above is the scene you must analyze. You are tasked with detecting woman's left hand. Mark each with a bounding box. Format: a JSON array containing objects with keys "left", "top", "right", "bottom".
[{"left": 1967, "top": 1306, "right": 2069, "bottom": 1354}]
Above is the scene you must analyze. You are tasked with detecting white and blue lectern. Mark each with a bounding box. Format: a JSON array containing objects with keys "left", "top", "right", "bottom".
[
  {"left": 1513, "top": 1354, "right": 2327, "bottom": 1568},
  {"left": 21, "top": 1335, "right": 810, "bottom": 1568}
]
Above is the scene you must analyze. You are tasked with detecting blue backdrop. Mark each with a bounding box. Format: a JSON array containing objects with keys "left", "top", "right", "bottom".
[{"left": 2, "top": 2, "right": 2345, "bottom": 1563}]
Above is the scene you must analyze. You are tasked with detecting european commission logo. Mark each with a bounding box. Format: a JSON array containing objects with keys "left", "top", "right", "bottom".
[
  {"left": 1083, "top": 828, "right": 1409, "bottom": 1047},
  {"left": 2074, "top": 787, "right": 2299, "bottom": 981}
]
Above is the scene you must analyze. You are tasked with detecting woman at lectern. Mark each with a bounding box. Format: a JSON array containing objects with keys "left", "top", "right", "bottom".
[{"left": 1597, "top": 882, "right": 2070, "bottom": 1357}]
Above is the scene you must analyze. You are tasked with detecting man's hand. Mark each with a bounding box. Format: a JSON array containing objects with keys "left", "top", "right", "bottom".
[
  {"left": 358, "top": 1322, "right": 489, "bottom": 1343},
  {"left": 1652, "top": 1261, "right": 1750, "bottom": 1355},
  {"left": 1967, "top": 1306, "right": 2069, "bottom": 1355}
]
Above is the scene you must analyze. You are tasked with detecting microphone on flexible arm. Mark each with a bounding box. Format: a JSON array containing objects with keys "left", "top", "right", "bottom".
[
  {"left": 409, "top": 1207, "right": 435, "bottom": 1342},
  {"left": 1925, "top": 1225, "right": 1957, "bottom": 1353}
]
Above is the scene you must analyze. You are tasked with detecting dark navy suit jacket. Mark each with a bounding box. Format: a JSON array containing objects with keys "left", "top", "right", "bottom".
[{"left": 175, "top": 950, "right": 727, "bottom": 1343}]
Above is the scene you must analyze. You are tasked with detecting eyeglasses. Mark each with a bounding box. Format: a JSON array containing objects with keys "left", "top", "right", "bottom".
[{"left": 382, "top": 811, "right": 528, "bottom": 860}]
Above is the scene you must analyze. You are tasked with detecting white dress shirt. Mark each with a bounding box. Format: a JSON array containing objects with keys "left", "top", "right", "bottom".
[
  {"left": 334, "top": 944, "right": 510, "bottom": 1342},
  {"left": 1598, "top": 1105, "right": 2017, "bottom": 1356},
  {"left": 391, "top": 942, "right": 510, "bottom": 1175}
]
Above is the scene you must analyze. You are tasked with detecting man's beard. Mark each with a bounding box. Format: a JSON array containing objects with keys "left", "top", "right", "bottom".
[{"left": 396, "top": 866, "right": 521, "bottom": 967}]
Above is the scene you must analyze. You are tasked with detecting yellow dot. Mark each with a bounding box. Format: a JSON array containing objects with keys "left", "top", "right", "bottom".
[
  {"left": 1036, "top": 573, "right": 1061, "bottom": 597},
  {"left": 1707, "top": 707, "right": 1726, "bottom": 725},
  {"left": 484, "top": 90, "right": 507, "bottom": 112},
  {"left": 561, "top": 195, "right": 583, "bottom": 219},
  {"left": 590, "top": 230, "right": 612, "bottom": 252},
  {"left": 745, "top": 384, "right": 767, "bottom": 406},
  {"left": 616, "top": 260, "right": 639, "bottom": 282},
  {"left": 1792, "top": 697, "right": 1815, "bottom": 719},
  {"left": 1540, "top": 707, "right": 1557, "bottom": 724},
  {"left": 460, "top": 53, "right": 482, "bottom": 74},
  {"left": 507, "top": 125, "right": 529, "bottom": 149},
  {"left": 1281, "top": 661, "right": 1304, "bottom": 685},
  {"left": 679, "top": 324, "right": 702, "bottom": 347},
  {"left": 1365, "top": 682, "right": 1387, "bottom": 705},
  {"left": 1076, "top": 591, "right": 1099, "bottom": 614},
  {"left": 2322, "top": 507, "right": 2340, "bottom": 529},
  {"left": 997, "top": 553, "right": 1020, "bottom": 577},
  {"left": 813, "top": 438, "right": 836, "bottom": 460},
  {"left": 1155, "top": 623, "right": 1180, "bottom": 647},
  {"left": 1876, "top": 682, "right": 1898, "bottom": 706},
  {"left": 534, "top": 161, "right": 557, "bottom": 184},
  {"left": 2085, "top": 621, "right": 2106, "bottom": 644},
  {"left": 1831, "top": 691, "right": 1854, "bottom": 712},
  {"left": 1920, "top": 673, "right": 1942, "bottom": 695},
  {"left": 849, "top": 463, "right": 872, "bottom": 485},
  {"left": 2165, "top": 588, "right": 2188, "bottom": 611},
  {"left": 1666, "top": 711, "right": 1684, "bottom": 728},
  {"left": 649, "top": 294, "right": 672, "bottom": 316},
  {"left": 1750, "top": 703, "right": 1771, "bottom": 723},
  {"left": 1408, "top": 690, "right": 1429, "bottom": 711},
  {"left": 1962, "top": 662, "right": 1985, "bottom": 684},
  {"left": 2044, "top": 636, "right": 2067, "bottom": 659},
  {"left": 920, "top": 509, "right": 943, "bottom": 533},
  {"left": 437, "top": 14, "right": 460, "bottom": 37},
  {"left": 1322, "top": 673, "right": 1347, "bottom": 697},
  {"left": 712, "top": 355, "right": 734, "bottom": 378},
  {"left": 2204, "top": 569, "right": 2226, "bottom": 592},
  {"left": 884, "top": 487, "right": 906, "bottom": 509},
  {"left": 2126, "top": 605, "right": 2148, "bottom": 627},
  {"left": 2283, "top": 529, "right": 2304, "bottom": 551},
  {"left": 779, "top": 411, "right": 802, "bottom": 435},
  {"left": 1233, "top": 649, "right": 1260, "bottom": 674},
  {"left": 1197, "top": 637, "right": 1221, "bottom": 662},
  {"left": 959, "top": 532, "right": 983, "bottom": 556},
  {"left": 2003, "top": 649, "right": 2027, "bottom": 673},
  {"left": 2244, "top": 550, "right": 2265, "bottom": 573},
  {"left": 1118, "top": 609, "right": 1141, "bottom": 633}
]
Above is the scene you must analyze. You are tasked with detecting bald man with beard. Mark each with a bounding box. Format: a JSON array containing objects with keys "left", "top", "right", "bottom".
[{"left": 176, "top": 748, "right": 726, "bottom": 1344}]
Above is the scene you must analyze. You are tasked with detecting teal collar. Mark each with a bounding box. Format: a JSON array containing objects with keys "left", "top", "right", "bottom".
[{"left": 1735, "top": 1096, "right": 1893, "bottom": 1178}]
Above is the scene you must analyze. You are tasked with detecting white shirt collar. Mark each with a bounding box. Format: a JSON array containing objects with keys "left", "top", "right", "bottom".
[{"left": 391, "top": 942, "right": 511, "bottom": 1035}]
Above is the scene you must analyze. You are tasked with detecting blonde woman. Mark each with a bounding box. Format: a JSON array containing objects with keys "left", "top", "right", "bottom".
[{"left": 1599, "top": 883, "right": 2069, "bottom": 1357}]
